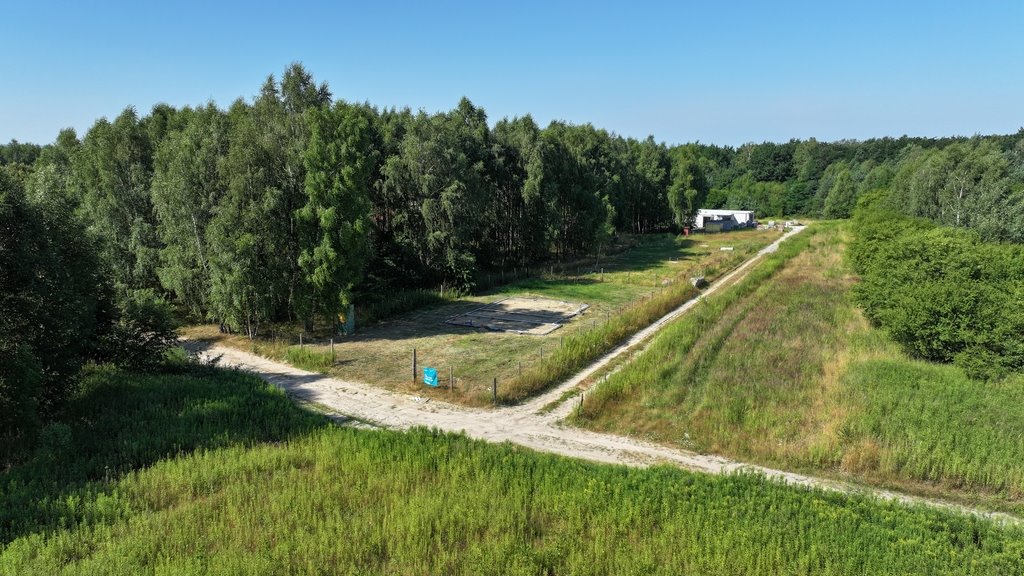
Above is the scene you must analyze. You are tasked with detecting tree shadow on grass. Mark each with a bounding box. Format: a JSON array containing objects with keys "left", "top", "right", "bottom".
[{"left": 0, "top": 362, "right": 329, "bottom": 545}]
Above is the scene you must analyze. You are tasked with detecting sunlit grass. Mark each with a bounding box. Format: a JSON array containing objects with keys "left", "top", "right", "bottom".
[
  {"left": 2, "top": 364, "right": 1022, "bottom": 574},
  {"left": 577, "top": 222, "right": 1024, "bottom": 512},
  {"left": 184, "top": 228, "right": 784, "bottom": 404}
]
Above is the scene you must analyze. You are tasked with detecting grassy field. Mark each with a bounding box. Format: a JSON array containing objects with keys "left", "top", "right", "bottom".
[
  {"left": 577, "top": 221, "right": 1024, "bottom": 512},
  {"left": 3, "top": 364, "right": 1024, "bottom": 575},
  {"left": 184, "top": 228, "right": 783, "bottom": 405}
]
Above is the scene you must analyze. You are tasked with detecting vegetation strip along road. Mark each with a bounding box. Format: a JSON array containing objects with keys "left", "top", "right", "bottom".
[{"left": 196, "top": 226, "right": 1014, "bottom": 524}]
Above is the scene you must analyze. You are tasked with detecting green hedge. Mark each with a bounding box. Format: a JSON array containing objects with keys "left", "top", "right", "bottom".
[{"left": 849, "top": 194, "right": 1024, "bottom": 379}]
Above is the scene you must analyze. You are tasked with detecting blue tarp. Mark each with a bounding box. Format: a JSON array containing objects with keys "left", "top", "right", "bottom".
[{"left": 423, "top": 367, "right": 438, "bottom": 387}]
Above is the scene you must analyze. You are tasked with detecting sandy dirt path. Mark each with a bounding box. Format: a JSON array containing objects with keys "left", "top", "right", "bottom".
[{"left": 193, "top": 226, "right": 1019, "bottom": 524}]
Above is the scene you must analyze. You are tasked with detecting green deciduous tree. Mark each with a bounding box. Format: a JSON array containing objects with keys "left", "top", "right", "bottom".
[
  {"left": 1, "top": 170, "right": 101, "bottom": 459},
  {"left": 380, "top": 98, "right": 492, "bottom": 289},
  {"left": 299, "top": 101, "right": 374, "bottom": 328},
  {"left": 537, "top": 122, "right": 615, "bottom": 260},
  {"left": 487, "top": 115, "right": 546, "bottom": 267},
  {"left": 207, "top": 99, "right": 288, "bottom": 337},
  {"left": 207, "top": 64, "right": 331, "bottom": 335},
  {"left": 850, "top": 198, "right": 1024, "bottom": 379},
  {"left": 619, "top": 136, "right": 670, "bottom": 233},
  {"left": 75, "top": 107, "right": 161, "bottom": 295},
  {"left": 151, "top": 104, "right": 228, "bottom": 319},
  {"left": 667, "top": 148, "right": 710, "bottom": 227},
  {"left": 823, "top": 166, "right": 856, "bottom": 218}
]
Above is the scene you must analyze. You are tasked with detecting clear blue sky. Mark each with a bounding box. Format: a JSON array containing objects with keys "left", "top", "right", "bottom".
[{"left": 3, "top": 0, "right": 1022, "bottom": 147}]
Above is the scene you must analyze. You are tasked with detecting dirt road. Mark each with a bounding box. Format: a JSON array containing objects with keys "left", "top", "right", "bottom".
[{"left": 194, "top": 226, "right": 1018, "bottom": 524}]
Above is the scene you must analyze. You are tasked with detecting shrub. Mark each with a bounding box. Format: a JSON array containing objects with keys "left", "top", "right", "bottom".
[
  {"left": 96, "top": 289, "right": 179, "bottom": 372},
  {"left": 850, "top": 199, "right": 1024, "bottom": 378}
]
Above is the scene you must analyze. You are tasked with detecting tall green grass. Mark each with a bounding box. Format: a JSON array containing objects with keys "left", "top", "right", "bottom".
[
  {"left": 582, "top": 226, "right": 816, "bottom": 416},
  {"left": 3, "top": 362, "right": 1024, "bottom": 574},
  {"left": 8, "top": 431, "right": 1024, "bottom": 574},
  {"left": 841, "top": 357, "right": 1024, "bottom": 496},
  {"left": 284, "top": 345, "right": 334, "bottom": 371},
  {"left": 0, "top": 364, "right": 324, "bottom": 544},
  {"left": 499, "top": 283, "right": 698, "bottom": 403}
]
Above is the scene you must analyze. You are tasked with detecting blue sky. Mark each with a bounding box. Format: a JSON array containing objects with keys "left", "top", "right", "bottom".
[{"left": 3, "top": 1, "right": 1022, "bottom": 146}]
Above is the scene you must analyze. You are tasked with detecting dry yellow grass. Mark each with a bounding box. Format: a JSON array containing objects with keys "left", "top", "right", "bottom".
[
  {"left": 579, "top": 225, "right": 859, "bottom": 464},
  {"left": 577, "top": 222, "right": 1024, "bottom": 513}
]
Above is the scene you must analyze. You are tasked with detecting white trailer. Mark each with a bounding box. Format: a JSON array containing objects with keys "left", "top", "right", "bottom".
[{"left": 694, "top": 209, "right": 756, "bottom": 230}]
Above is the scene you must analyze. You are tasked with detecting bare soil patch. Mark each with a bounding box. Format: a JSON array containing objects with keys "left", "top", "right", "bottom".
[{"left": 445, "top": 297, "right": 588, "bottom": 335}]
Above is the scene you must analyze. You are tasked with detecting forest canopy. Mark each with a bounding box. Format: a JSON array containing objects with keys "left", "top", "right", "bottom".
[
  {"left": 3, "top": 63, "right": 1024, "bottom": 454},
  {"left": 5, "top": 64, "right": 1022, "bottom": 337}
]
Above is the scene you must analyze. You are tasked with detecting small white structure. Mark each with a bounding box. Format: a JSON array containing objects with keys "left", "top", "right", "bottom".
[{"left": 694, "top": 209, "right": 756, "bottom": 231}]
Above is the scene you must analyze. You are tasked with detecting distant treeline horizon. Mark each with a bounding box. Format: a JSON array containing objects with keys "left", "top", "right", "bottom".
[
  {"left": 4, "top": 62, "right": 1024, "bottom": 459},
  {"left": 3, "top": 63, "right": 1023, "bottom": 334},
  {"left": 6, "top": 122, "right": 1022, "bottom": 164}
]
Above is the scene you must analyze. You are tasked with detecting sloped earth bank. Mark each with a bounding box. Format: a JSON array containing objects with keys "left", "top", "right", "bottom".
[{"left": 190, "top": 226, "right": 1018, "bottom": 525}]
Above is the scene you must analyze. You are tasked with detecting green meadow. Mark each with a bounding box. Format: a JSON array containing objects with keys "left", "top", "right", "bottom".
[
  {"left": 578, "top": 222, "right": 1024, "bottom": 512},
  {"left": 2, "top": 362, "right": 1023, "bottom": 575}
]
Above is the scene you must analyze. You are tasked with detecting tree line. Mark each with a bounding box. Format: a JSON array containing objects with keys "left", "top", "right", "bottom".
[
  {"left": 5, "top": 63, "right": 1024, "bottom": 452},
  {"left": 3, "top": 64, "right": 716, "bottom": 339},
  {"left": 685, "top": 133, "right": 1024, "bottom": 241},
  {"left": 6, "top": 64, "right": 1023, "bottom": 340}
]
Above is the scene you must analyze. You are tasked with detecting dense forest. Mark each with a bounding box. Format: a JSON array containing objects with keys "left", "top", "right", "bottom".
[{"left": 4, "top": 62, "right": 1024, "bottom": 453}]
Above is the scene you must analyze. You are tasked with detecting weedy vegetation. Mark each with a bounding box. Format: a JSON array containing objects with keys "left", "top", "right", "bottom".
[
  {"left": 185, "top": 228, "right": 782, "bottom": 405},
  {"left": 2, "top": 362, "right": 1023, "bottom": 575},
  {"left": 577, "top": 222, "right": 1024, "bottom": 512}
]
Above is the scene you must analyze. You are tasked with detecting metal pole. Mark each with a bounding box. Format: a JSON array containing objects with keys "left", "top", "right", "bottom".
[
  {"left": 449, "top": 366, "right": 454, "bottom": 391},
  {"left": 330, "top": 338, "right": 335, "bottom": 362},
  {"left": 492, "top": 377, "right": 497, "bottom": 405},
  {"left": 412, "top": 348, "right": 417, "bottom": 383}
]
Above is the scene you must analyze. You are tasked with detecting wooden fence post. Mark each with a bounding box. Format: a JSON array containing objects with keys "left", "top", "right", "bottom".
[{"left": 492, "top": 377, "right": 497, "bottom": 405}]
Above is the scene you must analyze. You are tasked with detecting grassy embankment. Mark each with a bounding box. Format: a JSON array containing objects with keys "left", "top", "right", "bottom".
[
  {"left": 2, "top": 363, "right": 1023, "bottom": 575},
  {"left": 184, "top": 228, "right": 783, "bottom": 405},
  {"left": 577, "top": 221, "right": 1024, "bottom": 513}
]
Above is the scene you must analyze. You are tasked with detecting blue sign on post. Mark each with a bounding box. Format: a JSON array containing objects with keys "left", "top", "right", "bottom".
[{"left": 423, "top": 367, "right": 439, "bottom": 387}]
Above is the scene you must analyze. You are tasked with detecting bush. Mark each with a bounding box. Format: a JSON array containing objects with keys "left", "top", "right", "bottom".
[
  {"left": 0, "top": 343, "right": 42, "bottom": 464},
  {"left": 849, "top": 198, "right": 1024, "bottom": 378},
  {"left": 96, "top": 289, "right": 178, "bottom": 372},
  {"left": 284, "top": 346, "right": 333, "bottom": 371},
  {"left": 0, "top": 178, "right": 101, "bottom": 461}
]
